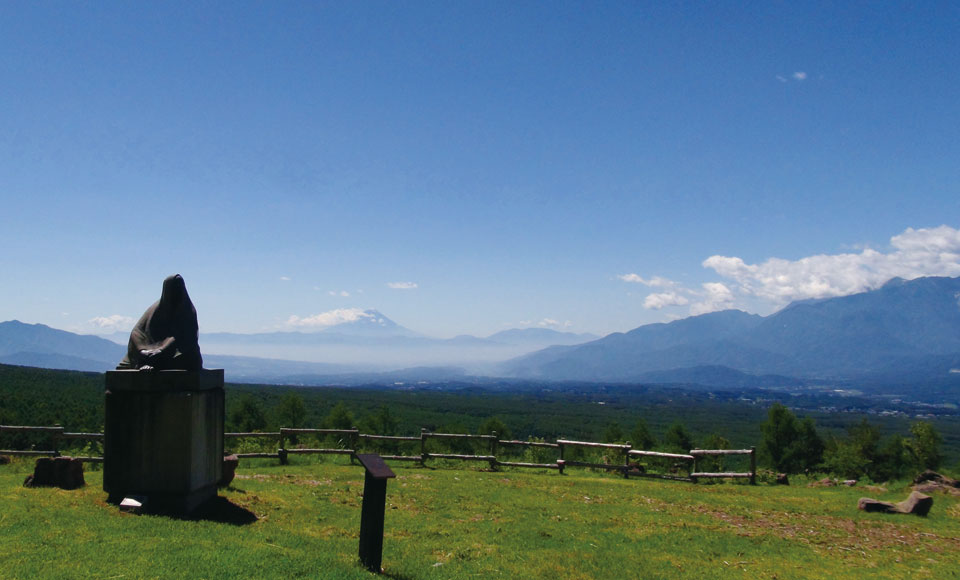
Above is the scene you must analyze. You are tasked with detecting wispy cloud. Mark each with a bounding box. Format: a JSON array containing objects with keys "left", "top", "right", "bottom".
[
  {"left": 286, "top": 308, "right": 372, "bottom": 329},
  {"left": 387, "top": 281, "right": 418, "bottom": 290},
  {"left": 86, "top": 314, "right": 135, "bottom": 333},
  {"left": 776, "top": 71, "right": 808, "bottom": 83},
  {"left": 280, "top": 276, "right": 291, "bottom": 281},
  {"left": 327, "top": 290, "right": 351, "bottom": 297}
]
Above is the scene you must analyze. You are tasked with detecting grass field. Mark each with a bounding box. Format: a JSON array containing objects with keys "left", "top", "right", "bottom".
[{"left": 2, "top": 457, "right": 959, "bottom": 579}]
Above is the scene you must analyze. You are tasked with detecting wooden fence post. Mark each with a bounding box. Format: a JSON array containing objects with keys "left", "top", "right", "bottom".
[
  {"left": 278, "top": 429, "right": 288, "bottom": 465},
  {"left": 623, "top": 441, "right": 631, "bottom": 478},
  {"left": 52, "top": 424, "right": 62, "bottom": 457},
  {"left": 489, "top": 432, "right": 499, "bottom": 470},
  {"left": 420, "top": 428, "right": 428, "bottom": 466},
  {"left": 347, "top": 425, "right": 360, "bottom": 465},
  {"left": 750, "top": 446, "right": 757, "bottom": 485}
]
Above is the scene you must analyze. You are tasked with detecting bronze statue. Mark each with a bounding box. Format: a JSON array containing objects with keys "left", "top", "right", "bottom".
[{"left": 118, "top": 274, "right": 203, "bottom": 371}]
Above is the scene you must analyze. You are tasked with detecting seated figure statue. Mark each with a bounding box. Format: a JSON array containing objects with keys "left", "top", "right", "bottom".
[{"left": 117, "top": 274, "right": 203, "bottom": 371}]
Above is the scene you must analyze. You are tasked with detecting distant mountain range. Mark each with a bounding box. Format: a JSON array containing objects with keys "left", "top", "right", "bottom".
[
  {"left": 191, "top": 310, "right": 597, "bottom": 369},
  {"left": 500, "top": 276, "right": 960, "bottom": 388},
  {"left": 0, "top": 320, "right": 124, "bottom": 372},
  {"left": 0, "top": 310, "right": 598, "bottom": 381},
  {"left": 95, "top": 309, "right": 596, "bottom": 349},
  {"left": 196, "top": 310, "right": 595, "bottom": 346},
  {"left": 3, "top": 277, "right": 960, "bottom": 393}
]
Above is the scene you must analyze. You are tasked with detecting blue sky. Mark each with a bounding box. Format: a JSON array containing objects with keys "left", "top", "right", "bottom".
[{"left": 2, "top": 2, "right": 959, "bottom": 338}]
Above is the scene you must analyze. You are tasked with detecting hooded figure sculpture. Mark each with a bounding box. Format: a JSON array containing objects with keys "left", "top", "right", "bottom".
[{"left": 118, "top": 274, "right": 203, "bottom": 371}]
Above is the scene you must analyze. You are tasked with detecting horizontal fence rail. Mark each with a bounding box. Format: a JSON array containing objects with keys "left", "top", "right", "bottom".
[
  {"left": 1, "top": 424, "right": 755, "bottom": 483},
  {"left": 225, "top": 432, "right": 281, "bottom": 438},
  {"left": 499, "top": 439, "right": 560, "bottom": 448},
  {"left": 359, "top": 434, "right": 420, "bottom": 441},
  {"left": 629, "top": 450, "right": 695, "bottom": 460}
]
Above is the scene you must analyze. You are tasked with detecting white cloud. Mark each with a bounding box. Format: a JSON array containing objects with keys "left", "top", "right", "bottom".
[
  {"left": 286, "top": 308, "right": 372, "bottom": 329},
  {"left": 618, "top": 225, "right": 960, "bottom": 317},
  {"left": 619, "top": 273, "right": 730, "bottom": 314},
  {"left": 631, "top": 283, "right": 732, "bottom": 315},
  {"left": 87, "top": 315, "right": 135, "bottom": 333},
  {"left": 280, "top": 276, "right": 291, "bottom": 281},
  {"left": 327, "top": 290, "right": 351, "bottom": 297},
  {"left": 617, "top": 274, "right": 676, "bottom": 288},
  {"left": 792, "top": 71, "right": 807, "bottom": 81},
  {"left": 689, "top": 282, "right": 734, "bottom": 315},
  {"left": 518, "top": 318, "right": 573, "bottom": 330},
  {"left": 776, "top": 75, "right": 788, "bottom": 83},
  {"left": 387, "top": 281, "right": 418, "bottom": 290},
  {"left": 703, "top": 225, "right": 960, "bottom": 304},
  {"left": 643, "top": 292, "right": 690, "bottom": 310}
]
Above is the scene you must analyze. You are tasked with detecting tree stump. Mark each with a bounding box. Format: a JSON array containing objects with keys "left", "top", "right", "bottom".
[{"left": 23, "top": 457, "right": 85, "bottom": 490}]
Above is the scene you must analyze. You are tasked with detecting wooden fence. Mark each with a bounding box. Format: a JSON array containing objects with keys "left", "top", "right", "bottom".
[
  {"left": 690, "top": 448, "right": 757, "bottom": 485},
  {"left": 1, "top": 424, "right": 756, "bottom": 483},
  {"left": 0, "top": 425, "right": 104, "bottom": 463}
]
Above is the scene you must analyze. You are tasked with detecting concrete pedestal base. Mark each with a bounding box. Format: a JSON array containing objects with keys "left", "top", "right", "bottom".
[{"left": 104, "top": 370, "right": 224, "bottom": 514}]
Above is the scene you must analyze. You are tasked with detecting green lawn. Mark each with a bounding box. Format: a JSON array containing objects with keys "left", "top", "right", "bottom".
[{"left": 2, "top": 457, "right": 959, "bottom": 579}]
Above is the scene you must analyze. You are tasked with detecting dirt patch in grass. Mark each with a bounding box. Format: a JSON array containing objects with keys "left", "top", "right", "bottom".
[
  {"left": 233, "top": 474, "right": 335, "bottom": 487},
  {"left": 388, "top": 495, "right": 427, "bottom": 515},
  {"left": 630, "top": 495, "right": 668, "bottom": 512},
  {"left": 290, "top": 478, "right": 333, "bottom": 486},
  {"left": 689, "top": 503, "right": 960, "bottom": 553}
]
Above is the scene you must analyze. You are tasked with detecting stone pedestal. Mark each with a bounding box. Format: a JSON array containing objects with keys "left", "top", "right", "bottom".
[{"left": 104, "top": 369, "right": 224, "bottom": 513}]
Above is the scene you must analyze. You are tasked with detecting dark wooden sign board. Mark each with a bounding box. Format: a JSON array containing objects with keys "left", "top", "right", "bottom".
[
  {"left": 356, "top": 453, "right": 396, "bottom": 573},
  {"left": 356, "top": 453, "right": 396, "bottom": 480}
]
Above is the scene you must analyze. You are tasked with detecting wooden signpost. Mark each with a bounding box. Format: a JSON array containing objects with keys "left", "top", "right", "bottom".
[{"left": 355, "top": 453, "right": 396, "bottom": 573}]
